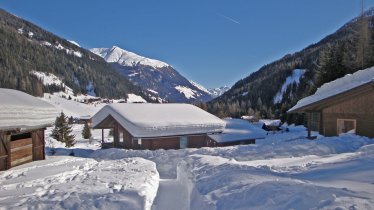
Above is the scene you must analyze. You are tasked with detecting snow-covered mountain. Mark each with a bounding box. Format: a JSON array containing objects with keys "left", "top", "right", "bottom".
[
  {"left": 189, "top": 80, "right": 230, "bottom": 98},
  {"left": 91, "top": 46, "right": 213, "bottom": 103},
  {"left": 208, "top": 86, "right": 230, "bottom": 98}
]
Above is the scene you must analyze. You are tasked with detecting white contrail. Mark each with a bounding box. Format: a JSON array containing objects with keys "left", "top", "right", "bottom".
[{"left": 218, "top": 13, "right": 241, "bottom": 25}]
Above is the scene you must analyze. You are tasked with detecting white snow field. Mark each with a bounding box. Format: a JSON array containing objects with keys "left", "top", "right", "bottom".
[
  {"left": 273, "top": 69, "right": 306, "bottom": 104},
  {"left": 91, "top": 46, "right": 170, "bottom": 69},
  {"left": 1, "top": 124, "right": 374, "bottom": 210}
]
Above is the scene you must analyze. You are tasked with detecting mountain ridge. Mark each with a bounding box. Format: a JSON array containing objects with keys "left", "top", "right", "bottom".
[
  {"left": 0, "top": 8, "right": 153, "bottom": 101},
  {"left": 208, "top": 8, "right": 374, "bottom": 120},
  {"left": 91, "top": 46, "right": 213, "bottom": 103}
]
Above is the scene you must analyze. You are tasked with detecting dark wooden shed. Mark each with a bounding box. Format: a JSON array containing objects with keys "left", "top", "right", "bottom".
[
  {"left": 0, "top": 88, "right": 58, "bottom": 170},
  {"left": 0, "top": 129, "right": 46, "bottom": 170},
  {"left": 288, "top": 67, "right": 374, "bottom": 138}
]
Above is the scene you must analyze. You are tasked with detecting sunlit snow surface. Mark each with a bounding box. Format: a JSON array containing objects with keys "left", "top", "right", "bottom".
[
  {"left": 1, "top": 123, "right": 374, "bottom": 210},
  {"left": 0, "top": 88, "right": 58, "bottom": 130},
  {"left": 273, "top": 69, "right": 305, "bottom": 104},
  {"left": 91, "top": 46, "right": 169, "bottom": 68}
]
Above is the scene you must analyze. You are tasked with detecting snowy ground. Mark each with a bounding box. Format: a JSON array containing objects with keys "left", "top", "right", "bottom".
[{"left": 1, "top": 124, "right": 374, "bottom": 210}]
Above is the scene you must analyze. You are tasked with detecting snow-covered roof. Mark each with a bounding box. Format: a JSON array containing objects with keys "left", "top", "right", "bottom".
[
  {"left": 92, "top": 103, "right": 226, "bottom": 138},
  {"left": 241, "top": 115, "right": 255, "bottom": 120},
  {"left": 289, "top": 66, "right": 374, "bottom": 112},
  {"left": 259, "top": 119, "right": 282, "bottom": 127},
  {"left": 0, "top": 88, "right": 59, "bottom": 131},
  {"left": 208, "top": 119, "right": 267, "bottom": 143}
]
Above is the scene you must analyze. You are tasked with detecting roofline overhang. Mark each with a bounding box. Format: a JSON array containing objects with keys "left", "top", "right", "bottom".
[{"left": 288, "top": 81, "right": 374, "bottom": 114}]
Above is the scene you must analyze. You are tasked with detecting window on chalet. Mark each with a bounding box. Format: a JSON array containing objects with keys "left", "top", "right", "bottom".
[{"left": 309, "top": 112, "right": 320, "bottom": 132}]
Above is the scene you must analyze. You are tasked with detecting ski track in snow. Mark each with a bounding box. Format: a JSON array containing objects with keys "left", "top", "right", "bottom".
[{"left": 1, "top": 124, "right": 374, "bottom": 209}]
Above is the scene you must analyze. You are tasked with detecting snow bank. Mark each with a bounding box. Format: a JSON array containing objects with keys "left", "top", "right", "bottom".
[
  {"left": 3, "top": 121, "right": 374, "bottom": 210},
  {"left": 92, "top": 103, "right": 226, "bottom": 138},
  {"left": 0, "top": 88, "right": 58, "bottom": 131},
  {"left": 0, "top": 156, "right": 159, "bottom": 210},
  {"left": 209, "top": 119, "right": 267, "bottom": 143},
  {"left": 90, "top": 129, "right": 374, "bottom": 209},
  {"left": 289, "top": 66, "right": 374, "bottom": 112}
]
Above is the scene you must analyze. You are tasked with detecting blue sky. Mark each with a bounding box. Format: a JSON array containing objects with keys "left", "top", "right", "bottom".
[{"left": 1, "top": 0, "right": 374, "bottom": 88}]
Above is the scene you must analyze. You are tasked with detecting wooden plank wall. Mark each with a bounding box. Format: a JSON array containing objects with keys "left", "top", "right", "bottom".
[
  {"left": 0, "top": 133, "right": 10, "bottom": 171},
  {"left": 10, "top": 138, "right": 33, "bottom": 167},
  {"left": 32, "top": 129, "right": 45, "bottom": 161},
  {"left": 322, "top": 90, "right": 374, "bottom": 137}
]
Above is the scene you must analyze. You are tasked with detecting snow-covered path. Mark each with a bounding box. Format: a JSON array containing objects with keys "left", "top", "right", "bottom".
[{"left": 152, "top": 179, "right": 190, "bottom": 210}]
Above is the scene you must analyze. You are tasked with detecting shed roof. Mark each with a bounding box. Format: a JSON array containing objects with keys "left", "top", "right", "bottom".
[
  {"left": 208, "top": 119, "right": 267, "bottom": 143},
  {"left": 259, "top": 119, "right": 281, "bottom": 127},
  {"left": 92, "top": 103, "right": 226, "bottom": 138},
  {"left": 288, "top": 66, "right": 374, "bottom": 113},
  {"left": 0, "top": 88, "right": 59, "bottom": 131}
]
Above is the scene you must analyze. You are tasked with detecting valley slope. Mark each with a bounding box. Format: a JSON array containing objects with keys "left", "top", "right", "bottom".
[
  {"left": 0, "top": 9, "right": 152, "bottom": 101},
  {"left": 91, "top": 46, "right": 213, "bottom": 103},
  {"left": 208, "top": 8, "right": 374, "bottom": 121}
]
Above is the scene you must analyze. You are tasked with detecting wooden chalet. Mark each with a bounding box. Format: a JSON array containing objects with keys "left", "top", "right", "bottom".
[
  {"left": 0, "top": 89, "right": 58, "bottom": 171},
  {"left": 92, "top": 104, "right": 266, "bottom": 150},
  {"left": 288, "top": 67, "right": 374, "bottom": 138}
]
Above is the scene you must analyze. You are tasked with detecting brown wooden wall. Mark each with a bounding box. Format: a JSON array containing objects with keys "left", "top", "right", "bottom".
[
  {"left": 108, "top": 121, "right": 257, "bottom": 150},
  {"left": 322, "top": 90, "right": 374, "bottom": 137},
  {"left": 140, "top": 137, "right": 180, "bottom": 150},
  {"left": 216, "top": 139, "right": 255, "bottom": 147},
  {"left": 32, "top": 129, "right": 45, "bottom": 161},
  {"left": 0, "top": 133, "right": 10, "bottom": 171},
  {"left": 187, "top": 135, "right": 210, "bottom": 148},
  {"left": 110, "top": 121, "right": 214, "bottom": 150},
  {"left": 0, "top": 129, "right": 46, "bottom": 171}
]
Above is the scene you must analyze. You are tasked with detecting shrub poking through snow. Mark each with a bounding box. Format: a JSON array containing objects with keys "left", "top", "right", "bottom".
[
  {"left": 51, "top": 112, "right": 75, "bottom": 147},
  {"left": 82, "top": 122, "right": 92, "bottom": 139}
]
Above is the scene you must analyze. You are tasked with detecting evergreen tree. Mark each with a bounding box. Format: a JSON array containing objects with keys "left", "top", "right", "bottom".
[
  {"left": 51, "top": 113, "right": 64, "bottom": 142},
  {"left": 316, "top": 44, "right": 347, "bottom": 87},
  {"left": 68, "top": 116, "right": 74, "bottom": 124},
  {"left": 82, "top": 122, "right": 92, "bottom": 139},
  {"left": 51, "top": 112, "right": 75, "bottom": 147}
]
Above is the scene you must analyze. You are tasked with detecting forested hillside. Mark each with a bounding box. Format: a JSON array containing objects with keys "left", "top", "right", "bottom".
[
  {"left": 207, "top": 9, "right": 374, "bottom": 122},
  {"left": 0, "top": 9, "right": 150, "bottom": 100}
]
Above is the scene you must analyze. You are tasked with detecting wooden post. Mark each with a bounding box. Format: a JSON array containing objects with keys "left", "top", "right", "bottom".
[
  {"left": 101, "top": 129, "right": 104, "bottom": 144},
  {"left": 5, "top": 134, "right": 11, "bottom": 170},
  {"left": 307, "top": 112, "right": 312, "bottom": 139},
  {"left": 114, "top": 124, "right": 119, "bottom": 148}
]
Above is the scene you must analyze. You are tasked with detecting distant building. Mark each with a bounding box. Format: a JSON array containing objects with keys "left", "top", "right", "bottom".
[
  {"left": 78, "top": 115, "right": 92, "bottom": 126},
  {"left": 0, "top": 89, "right": 58, "bottom": 171},
  {"left": 92, "top": 104, "right": 266, "bottom": 150},
  {"left": 208, "top": 119, "right": 266, "bottom": 146},
  {"left": 241, "top": 115, "right": 258, "bottom": 123},
  {"left": 259, "top": 119, "right": 282, "bottom": 131},
  {"left": 288, "top": 67, "right": 374, "bottom": 138}
]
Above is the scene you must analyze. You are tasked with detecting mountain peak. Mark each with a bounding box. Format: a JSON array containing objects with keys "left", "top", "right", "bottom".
[{"left": 91, "top": 46, "right": 170, "bottom": 69}]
